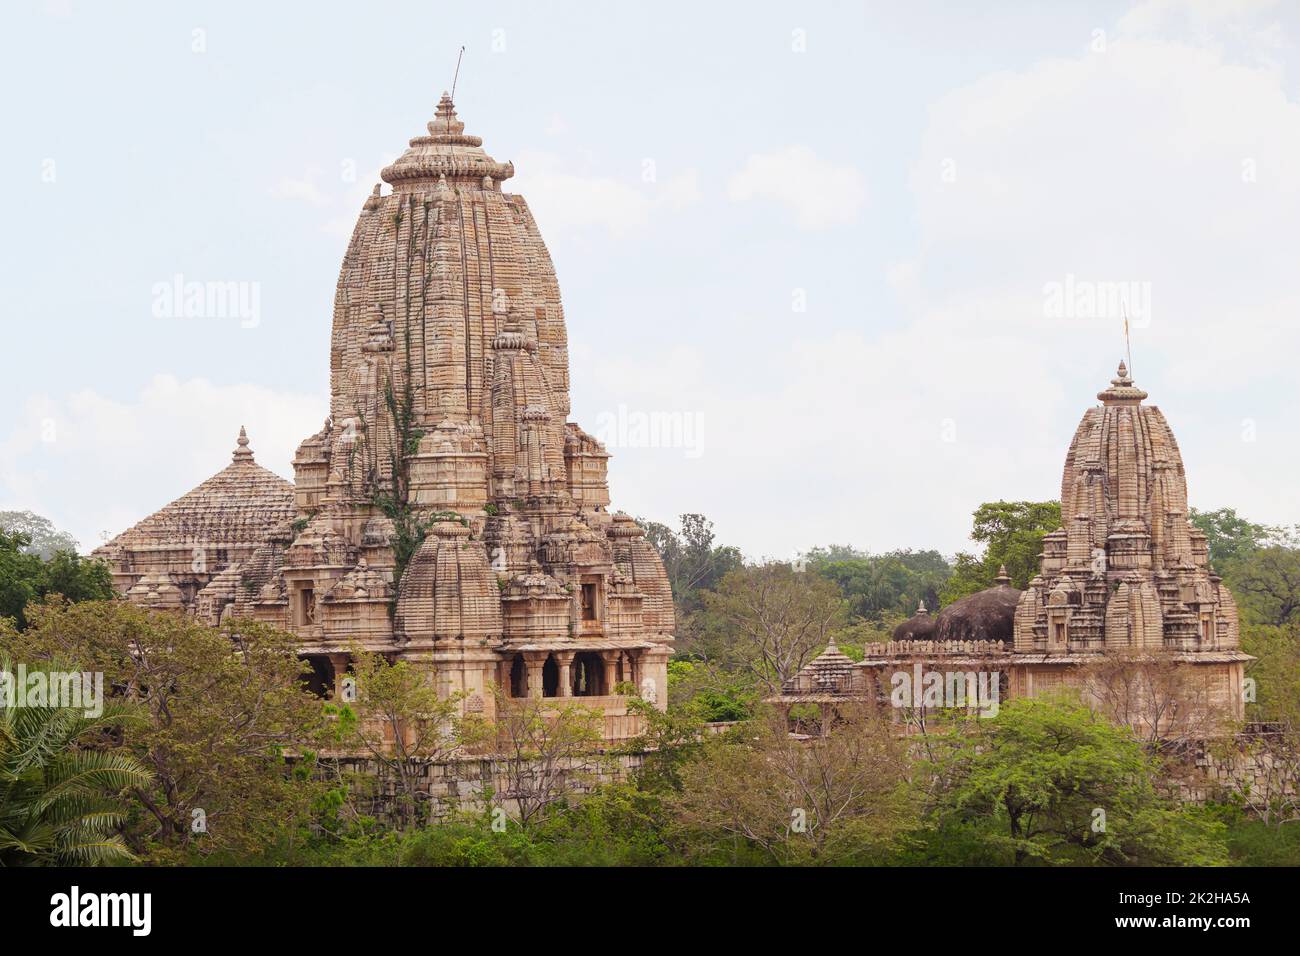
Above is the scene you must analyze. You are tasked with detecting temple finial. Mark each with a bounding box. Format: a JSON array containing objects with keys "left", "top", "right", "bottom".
[
  {"left": 995, "top": 564, "right": 1011, "bottom": 586},
  {"left": 233, "top": 426, "right": 253, "bottom": 462},
  {"left": 917, "top": 599, "right": 929, "bottom": 615},
  {"left": 1098, "top": 359, "right": 1147, "bottom": 406},
  {"left": 429, "top": 90, "right": 467, "bottom": 139}
]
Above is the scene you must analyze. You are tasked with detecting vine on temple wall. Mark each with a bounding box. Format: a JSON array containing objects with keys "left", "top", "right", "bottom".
[{"left": 348, "top": 195, "right": 451, "bottom": 607}]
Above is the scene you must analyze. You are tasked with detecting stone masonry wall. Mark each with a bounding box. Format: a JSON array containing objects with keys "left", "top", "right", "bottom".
[{"left": 306, "top": 751, "right": 646, "bottom": 826}]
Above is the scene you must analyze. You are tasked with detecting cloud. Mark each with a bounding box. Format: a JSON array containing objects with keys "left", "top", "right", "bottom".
[
  {"left": 725, "top": 146, "right": 867, "bottom": 229},
  {"left": 511, "top": 150, "right": 702, "bottom": 238},
  {"left": 269, "top": 169, "right": 331, "bottom": 206},
  {"left": 606, "top": 1, "right": 1300, "bottom": 560},
  {"left": 0, "top": 375, "right": 325, "bottom": 552}
]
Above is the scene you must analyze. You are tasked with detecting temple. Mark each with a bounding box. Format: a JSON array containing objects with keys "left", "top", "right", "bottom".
[
  {"left": 96, "top": 94, "right": 674, "bottom": 742},
  {"left": 772, "top": 362, "right": 1250, "bottom": 733}
]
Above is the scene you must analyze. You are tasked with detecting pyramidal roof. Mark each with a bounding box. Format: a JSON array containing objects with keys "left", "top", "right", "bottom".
[
  {"left": 102, "top": 428, "right": 295, "bottom": 549},
  {"left": 782, "top": 641, "right": 859, "bottom": 694}
]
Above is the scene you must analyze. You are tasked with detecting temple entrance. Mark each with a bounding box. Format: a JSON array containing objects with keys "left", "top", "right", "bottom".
[
  {"left": 542, "top": 655, "right": 560, "bottom": 697},
  {"left": 299, "top": 655, "right": 332, "bottom": 698},
  {"left": 571, "top": 651, "right": 605, "bottom": 697},
  {"left": 509, "top": 654, "right": 527, "bottom": 698}
]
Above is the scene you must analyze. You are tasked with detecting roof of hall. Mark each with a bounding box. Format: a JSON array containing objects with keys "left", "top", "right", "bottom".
[
  {"left": 934, "top": 567, "right": 1022, "bottom": 644},
  {"left": 98, "top": 428, "right": 295, "bottom": 550},
  {"left": 892, "top": 601, "right": 938, "bottom": 641},
  {"left": 781, "top": 641, "right": 859, "bottom": 694}
]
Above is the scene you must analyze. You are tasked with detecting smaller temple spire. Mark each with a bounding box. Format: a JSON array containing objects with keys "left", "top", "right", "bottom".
[
  {"left": 233, "top": 426, "right": 254, "bottom": 463},
  {"left": 994, "top": 564, "right": 1011, "bottom": 586},
  {"left": 916, "top": 599, "right": 929, "bottom": 615}
]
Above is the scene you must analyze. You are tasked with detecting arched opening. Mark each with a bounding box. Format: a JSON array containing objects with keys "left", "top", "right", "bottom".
[
  {"left": 542, "top": 655, "right": 559, "bottom": 698},
  {"left": 509, "top": 654, "right": 527, "bottom": 698},
  {"left": 571, "top": 651, "right": 605, "bottom": 697}
]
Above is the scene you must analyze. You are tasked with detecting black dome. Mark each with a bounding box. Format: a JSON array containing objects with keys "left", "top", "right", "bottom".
[
  {"left": 893, "top": 603, "right": 938, "bottom": 641},
  {"left": 935, "top": 577, "right": 1021, "bottom": 644}
]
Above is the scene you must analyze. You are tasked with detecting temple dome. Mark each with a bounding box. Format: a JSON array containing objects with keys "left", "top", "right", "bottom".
[
  {"left": 935, "top": 567, "right": 1021, "bottom": 644},
  {"left": 393, "top": 520, "right": 503, "bottom": 647},
  {"left": 892, "top": 600, "right": 937, "bottom": 641}
]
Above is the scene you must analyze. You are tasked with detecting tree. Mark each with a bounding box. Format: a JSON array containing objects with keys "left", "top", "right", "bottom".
[
  {"left": 0, "top": 661, "right": 151, "bottom": 865},
  {"left": 1230, "top": 623, "right": 1300, "bottom": 825},
  {"left": 0, "top": 529, "right": 114, "bottom": 629},
  {"left": 805, "top": 547, "right": 951, "bottom": 621},
  {"left": 1227, "top": 546, "right": 1300, "bottom": 628},
  {"left": 460, "top": 690, "right": 605, "bottom": 828},
  {"left": 0, "top": 530, "right": 42, "bottom": 628},
  {"left": 941, "top": 500, "right": 1061, "bottom": 604},
  {"left": 694, "top": 562, "right": 847, "bottom": 693},
  {"left": 1188, "top": 507, "right": 1287, "bottom": 569},
  {"left": 0, "top": 510, "right": 80, "bottom": 560},
  {"left": 671, "top": 702, "right": 917, "bottom": 864},
  {"left": 639, "top": 513, "right": 742, "bottom": 614},
  {"left": 2, "top": 601, "right": 327, "bottom": 863},
  {"left": 1082, "top": 649, "right": 1226, "bottom": 751},
  {"left": 332, "top": 648, "right": 463, "bottom": 830},
  {"left": 934, "top": 694, "right": 1227, "bottom": 865}
]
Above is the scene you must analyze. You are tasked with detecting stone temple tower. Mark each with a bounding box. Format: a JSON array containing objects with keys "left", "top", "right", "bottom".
[
  {"left": 1014, "top": 362, "right": 1241, "bottom": 654},
  {"left": 99, "top": 94, "right": 674, "bottom": 738},
  {"left": 1011, "top": 362, "right": 1247, "bottom": 715}
]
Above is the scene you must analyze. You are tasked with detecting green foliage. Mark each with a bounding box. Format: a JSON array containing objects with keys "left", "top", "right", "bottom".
[
  {"left": 336, "top": 647, "right": 463, "bottom": 830},
  {"left": 693, "top": 562, "right": 847, "bottom": 693},
  {"left": 665, "top": 659, "right": 758, "bottom": 722},
  {"left": 669, "top": 703, "right": 920, "bottom": 865},
  {"left": 1, "top": 601, "right": 327, "bottom": 864},
  {"left": 805, "top": 547, "right": 951, "bottom": 622},
  {"left": 0, "top": 527, "right": 114, "bottom": 630},
  {"left": 941, "top": 500, "right": 1061, "bottom": 604},
  {"left": 1226, "top": 547, "right": 1300, "bottom": 628},
  {"left": 639, "top": 513, "right": 743, "bottom": 615},
  {"left": 0, "top": 659, "right": 151, "bottom": 866},
  {"left": 0, "top": 510, "right": 80, "bottom": 560},
  {"left": 932, "top": 693, "right": 1228, "bottom": 865},
  {"left": 1188, "top": 507, "right": 1285, "bottom": 569},
  {"left": 1218, "top": 810, "right": 1300, "bottom": 866}
]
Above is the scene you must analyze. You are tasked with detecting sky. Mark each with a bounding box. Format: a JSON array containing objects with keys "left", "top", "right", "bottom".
[{"left": 3, "top": 0, "right": 1299, "bottom": 561}]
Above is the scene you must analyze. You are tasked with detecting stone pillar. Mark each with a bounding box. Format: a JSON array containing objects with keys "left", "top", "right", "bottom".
[
  {"left": 554, "top": 651, "right": 576, "bottom": 698},
  {"left": 600, "top": 651, "right": 619, "bottom": 697},
  {"left": 328, "top": 653, "right": 351, "bottom": 701},
  {"left": 524, "top": 652, "right": 547, "bottom": 699}
]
